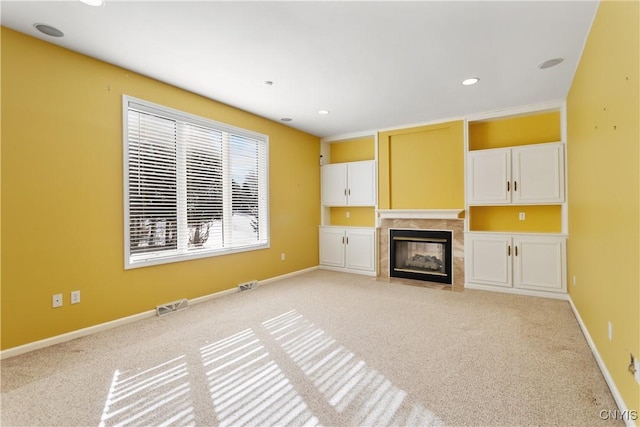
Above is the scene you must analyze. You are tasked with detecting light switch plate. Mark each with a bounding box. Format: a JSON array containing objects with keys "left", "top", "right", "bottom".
[{"left": 71, "top": 290, "right": 81, "bottom": 304}]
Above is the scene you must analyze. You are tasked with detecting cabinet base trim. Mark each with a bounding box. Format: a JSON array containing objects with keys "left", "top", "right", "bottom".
[
  {"left": 465, "top": 282, "right": 569, "bottom": 300},
  {"left": 319, "top": 265, "right": 377, "bottom": 276}
]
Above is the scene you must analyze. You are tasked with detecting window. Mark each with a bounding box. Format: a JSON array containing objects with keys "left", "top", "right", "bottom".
[{"left": 123, "top": 96, "right": 269, "bottom": 268}]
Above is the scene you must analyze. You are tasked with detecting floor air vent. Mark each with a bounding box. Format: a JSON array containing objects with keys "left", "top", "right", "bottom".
[
  {"left": 156, "top": 298, "right": 189, "bottom": 316},
  {"left": 238, "top": 280, "right": 258, "bottom": 292}
]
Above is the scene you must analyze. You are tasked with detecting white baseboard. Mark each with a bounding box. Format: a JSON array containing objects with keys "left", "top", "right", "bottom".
[
  {"left": 187, "top": 287, "right": 239, "bottom": 306},
  {"left": 0, "top": 266, "right": 319, "bottom": 360},
  {"left": 189, "top": 266, "right": 318, "bottom": 305},
  {"left": 568, "top": 296, "right": 636, "bottom": 427},
  {"left": 259, "top": 266, "right": 319, "bottom": 286}
]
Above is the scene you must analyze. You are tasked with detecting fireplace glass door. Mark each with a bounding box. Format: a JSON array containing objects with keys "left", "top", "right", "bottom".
[{"left": 390, "top": 229, "right": 452, "bottom": 284}]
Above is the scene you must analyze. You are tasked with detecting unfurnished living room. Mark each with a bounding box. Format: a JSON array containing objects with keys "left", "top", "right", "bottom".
[{"left": 0, "top": 1, "right": 638, "bottom": 426}]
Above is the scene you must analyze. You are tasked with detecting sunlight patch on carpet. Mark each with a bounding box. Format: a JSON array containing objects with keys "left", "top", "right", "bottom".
[
  {"left": 99, "top": 355, "right": 194, "bottom": 427},
  {"left": 263, "top": 309, "right": 445, "bottom": 426},
  {"left": 200, "top": 328, "right": 319, "bottom": 426}
]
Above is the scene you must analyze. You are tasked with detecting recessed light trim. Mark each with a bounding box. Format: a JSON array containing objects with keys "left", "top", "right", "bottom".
[
  {"left": 281, "top": 117, "right": 292, "bottom": 122},
  {"left": 538, "top": 58, "right": 564, "bottom": 69},
  {"left": 80, "top": 0, "right": 105, "bottom": 6},
  {"left": 34, "top": 23, "right": 64, "bottom": 38},
  {"left": 317, "top": 110, "right": 330, "bottom": 115},
  {"left": 462, "top": 78, "right": 480, "bottom": 86}
]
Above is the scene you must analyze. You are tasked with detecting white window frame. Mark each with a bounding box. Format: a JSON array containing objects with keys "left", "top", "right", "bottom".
[{"left": 123, "top": 95, "right": 269, "bottom": 269}]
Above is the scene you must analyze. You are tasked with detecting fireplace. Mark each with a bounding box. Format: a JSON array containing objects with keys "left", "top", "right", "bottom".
[
  {"left": 389, "top": 229, "right": 453, "bottom": 284},
  {"left": 378, "top": 214, "right": 464, "bottom": 291}
]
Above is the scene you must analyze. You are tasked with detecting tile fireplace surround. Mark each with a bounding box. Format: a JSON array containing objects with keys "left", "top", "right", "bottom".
[{"left": 378, "top": 211, "right": 465, "bottom": 291}]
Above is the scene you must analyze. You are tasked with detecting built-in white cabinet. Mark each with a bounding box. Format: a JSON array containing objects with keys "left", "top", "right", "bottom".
[
  {"left": 465, "top": 234, "right": 512, "bottom": 287},
  {"left": 465, "top": 233, "right": 566, "bottom": 293},
  {"left": 467, "top": 142, "right": 565, "bottom": 205},
  {"left": 321, "top": 160, "right": 376, "bottom": 206},
  {"left": 319, "top": 226, "right": 376, "bottom": 275}
]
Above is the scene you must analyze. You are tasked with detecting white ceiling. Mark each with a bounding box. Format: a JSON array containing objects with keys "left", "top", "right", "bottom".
[{"left": 1, "top": 1, "right": 599, "bottom": 138}]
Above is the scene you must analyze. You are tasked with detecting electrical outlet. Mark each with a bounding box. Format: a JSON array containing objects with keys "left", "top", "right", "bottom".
[
  {"left": 52, "top": 293, "right": 63, "bottom": 308},
  {"left": 519, "top": 212, "right": 526, "bottom": 221},
  {"left": 346, "top": 211, "right": 350, "bottom": 218},
  {"left": 572, "top": 275, "right": 576, "bottom": 286},
  {"left": 281, "top": 253, "right": 285, "bottom": 261},
  {"left": 608, "top": 321, "right": 613, "bottom": 341},
  {"left": 71, "top": 290, "right": 81, "bottom": 304}
]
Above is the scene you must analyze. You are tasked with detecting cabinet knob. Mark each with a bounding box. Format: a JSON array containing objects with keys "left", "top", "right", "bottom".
[
  {"left": 514, "top": 181, "right": 518, "bottom": 191},
  {"left": 515, "top": 246, "right": 519, "bottom": 256}
]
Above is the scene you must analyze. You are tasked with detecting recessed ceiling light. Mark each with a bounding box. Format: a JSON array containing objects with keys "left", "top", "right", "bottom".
[
  {"left": 34, "top": 23, "right": 64, "bottom": 37},
  {"left": 462, "top": 78, "right": 480, "bottom": 86},
  {"left": 80, "top": 0, "right": 105, "bottom": 6},
  {"left": 317, "top": 110, "right": 330, "bottom": 115},
  {"left": 538, "top": 58, "right": 564, "bottom": 69},
  {"left": 281, "top": 118, "right": 292, "bottom": 122}
]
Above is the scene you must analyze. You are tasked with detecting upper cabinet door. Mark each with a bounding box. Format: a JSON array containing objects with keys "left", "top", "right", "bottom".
[
  {"left": 467, "top": 143, "right": 564, "bottom": 205},
  {"left": 467, "top": 149, "right": 511, "bottom": 204},
  {"left": 346, "top": 160, "right": 376, "bottom": 206},
  {"left": 321, "top": 160, "right": 376, "bottom": 206},
  {"left": 512, "top": 143, "right": 565, "bottom": 204},
  {"left": 321, "top": 163, "right": 348, "bottom": 206}
]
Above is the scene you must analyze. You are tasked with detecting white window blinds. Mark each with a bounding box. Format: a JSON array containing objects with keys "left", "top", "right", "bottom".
[{"left": 124, "top": 96, "right": 269, "bottom": 268}]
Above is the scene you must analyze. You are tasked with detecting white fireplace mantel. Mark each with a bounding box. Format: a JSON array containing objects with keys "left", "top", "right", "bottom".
[{"left": 377, "top": 209, "right": 464, "bottom": 220}]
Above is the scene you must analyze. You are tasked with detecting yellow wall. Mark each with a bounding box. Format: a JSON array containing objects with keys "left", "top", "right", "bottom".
[
  {"left": 469, "top": 111, "right": 561, "bottom": 150},
  {"left": 327, "top": 137, "right": 376, "bottom": 226},
  {"left": 378, "top": 121, "right": 464, "bottom": 209},
  {"left": 567, "top": 0, "right": 639, "bottom": 412},
  {"left": 329, "top": 136, "right": 375, "bottom": 163},
  {"left": 329, "top": 207, "right": 376, "bottom": 227},
  {"left": 0, "top": 28, "right": 321, "bottom": 350},
  {"left": 469, "top": 205, "right": 562, "bottom": 233}
]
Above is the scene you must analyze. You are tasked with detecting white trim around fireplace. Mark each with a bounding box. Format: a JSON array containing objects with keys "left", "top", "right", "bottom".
[{"left": 377, "top": 209, "right": 464, "bottom": 222}]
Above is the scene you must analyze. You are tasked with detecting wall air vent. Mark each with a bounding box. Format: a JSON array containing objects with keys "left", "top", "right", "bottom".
[
  {"left": 238, "top": 280, "right": 259, "bottom": 292},
  {"left": 156, "top": 298, "right": 189, "bottom": 316}
]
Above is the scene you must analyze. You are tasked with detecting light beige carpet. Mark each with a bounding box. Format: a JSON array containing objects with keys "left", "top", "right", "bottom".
[{"left": 0, "top": 270, "right": 622, "bottom": 426}]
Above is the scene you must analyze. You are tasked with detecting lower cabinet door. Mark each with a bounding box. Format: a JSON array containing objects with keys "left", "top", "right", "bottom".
[
  {"left": 513, "top": 235, "right": 565, "bottom": 291},
  {"left": 345, "top": 228, "right": 375, "bottom": 272},
  {"left": 319, "top": 227, "right": 346, "bottom": 268},
  {"left": 466, "top": 233, "right": 512, "bottom": 287}
]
